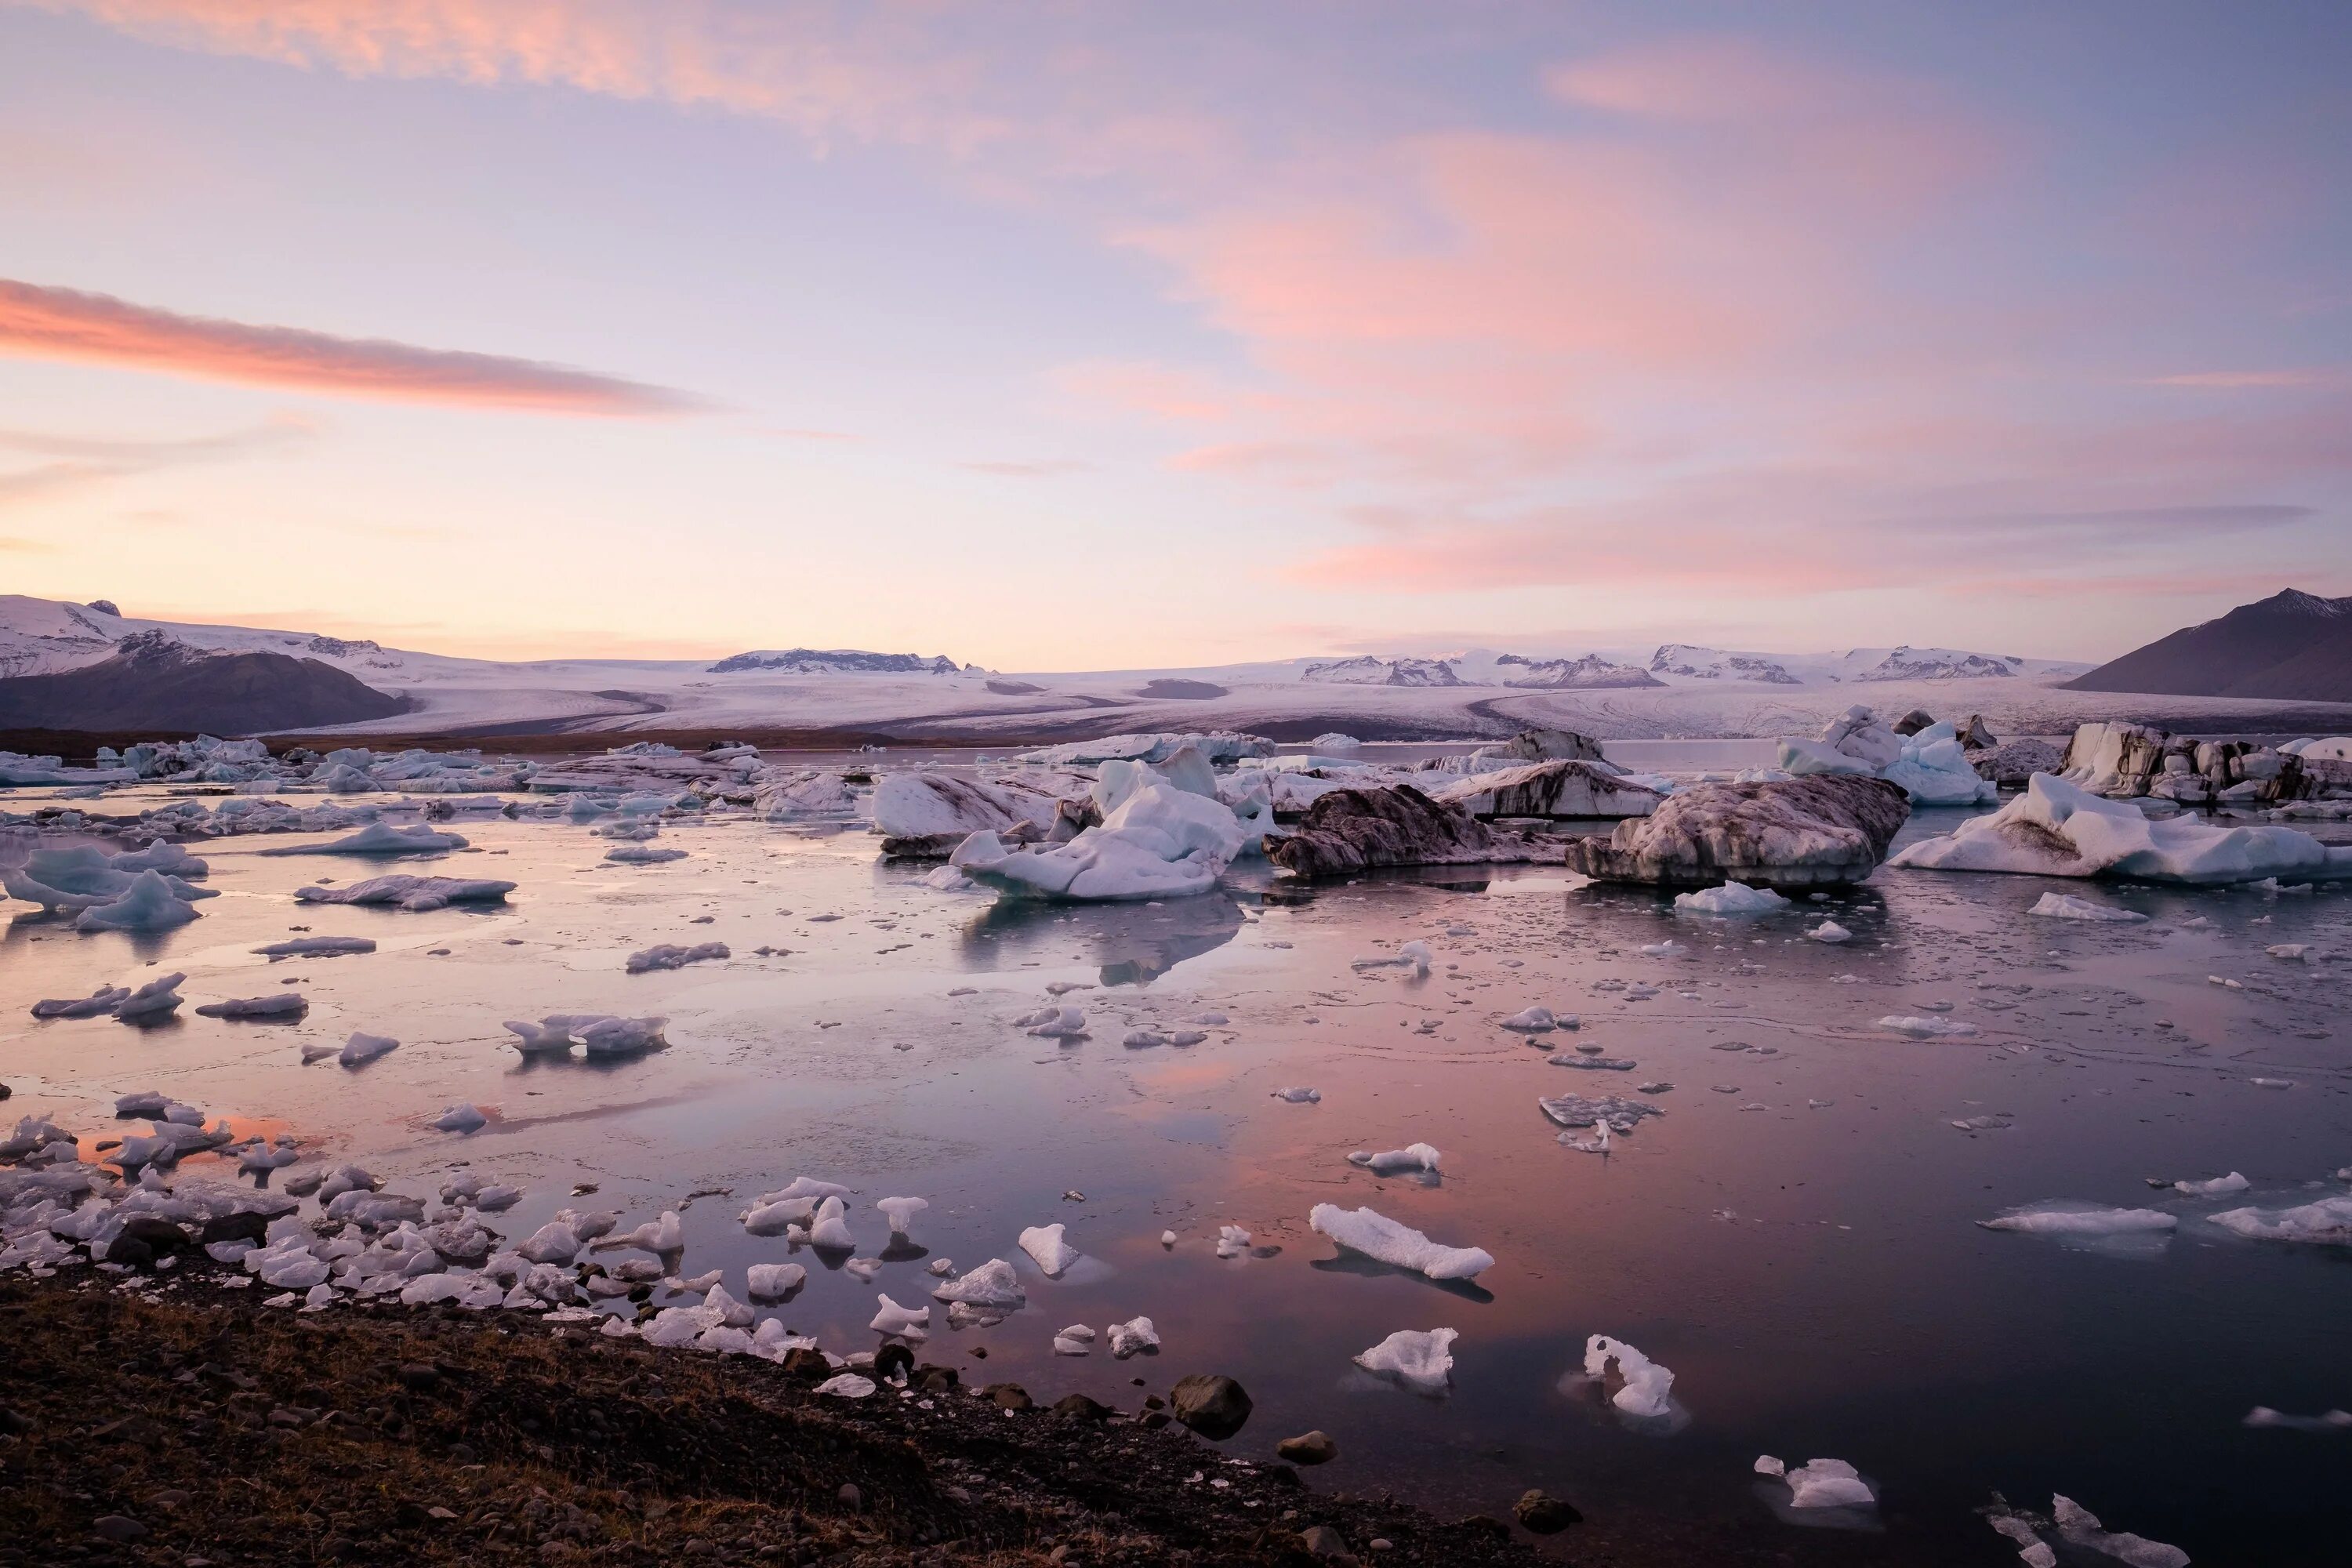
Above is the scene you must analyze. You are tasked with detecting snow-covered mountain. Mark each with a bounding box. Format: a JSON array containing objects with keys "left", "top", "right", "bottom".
[{"left": 8, "top": 593, "right": 2327, "bottom": 743}]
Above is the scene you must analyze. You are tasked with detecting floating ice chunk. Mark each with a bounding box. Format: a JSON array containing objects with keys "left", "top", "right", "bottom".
[
  {"left": 1272, "top": 1087, "right": 1322, "bottom": 1103},
  {"left": 1584, "top": 1334, "right": 1674, "bottom": 1417},
  {"left": 285, "top": 822, "right": 466, "bottom": 856},
  {"left": 1639, "top": 940, "right": 1686, "bottom": 958},
  {"left": 1539, "top": 1093, "right": 1662, "bottom": 1133},
  {"left": 74, "top": 870, "right": 201, "bottom": 932},
  {"left": 1355, "top": 1327, "right": 1456, "bottom": 1394},
  {"left": 2243, "top": 1406, "right": 2352, "bottom": 1431},
  {"left": 111, "top": 972, "right": 185, "bottom": 1021},
  {"left": 1023, "top": 1005, "right": 1089, "bottom": 1040},
  {"left": 428, "top": 1104, "right": 486, "bottom": 1134},
  {"left": 2208, "top": 1193, "right": 2352, "bottom": 1245},
  {"left": 253, "top": 936, "right": 375, "bottom": 958},
  {"left": 1500, "top": 1007, "right": 1557, "bottom": 1033},
  {"left": 605, "top": 844, "right": 688, "bottom": 864},
  {"left": 502, "top": 1017, "right": 578, "bottom": 1055},
  {"left": 1347, "top": 1142, "right": 1442, "bottom": 1175},
  {"left": 31, "top": 985, "right": 131, "bottom": 1018},
  {"left": 1808, "top": 920, "right": 1853, "bottom": 944},
  {"left": 1894, "top": 772, "right": 2352, "bottom": 885},
  {"left": 2172, "top": 1172, "right": 2249, "bottom": 1197},
  {"left": 1121, "top": 1029, "right": 1171, "bottom": 1048},
  {"left": 625, "top": 941, "right": 728, "bottom": 974},
  {"left": 597, "top": 1210, "right": 683, "bottom": 1254},
  {"left": 2052, "top": 1495, "right": 2188, "bottom": 1567},
  {"left": 2265, "top": 943, "right": 2311, "bottom": 961},
  {"left": 1052, "top": 1323, "right": 1094, "bottom": 1356},
  {"left": 1215, "top": 1225, "right": 1252, "bottom": 1258},
  {"left": 2030, "top": 892, "right": 2147, "bottom": 922},
  {"left": 808, "top": 1196, "right": 856, "bottom": 1250},
  {"left": 1308, "top": 1203, "right": 1492, "bottom": 1280},
  {"left": 296, "top": 874, "right": 514, "bottom": 911},
  {"left": 1352, "top": 940, "right": 1434, "bottom": 975},
  {"left": 1779, "top": 1457, "right": 1876, "bottom": 1510},
  {"left": 194, "top": 993, "right": 307, "bottom": 1019},
  {"left": 843, "top": 1258, "right": 882, "bottom": 1283},
  {"left": 950, "top": 780, "right": 1246, "bottom": 902},
  {"left": 1878, "top": 1014, "right": 1980, "bottom": 1039},
  {"left": 1674, "top": 881, "right": 1791, "bottom": 916},
  {"left": 764, "top": 1176, "right": 854, "bottom": 1203},
  {"left": 1019, "top": 1222, "right": 1080, "bottom": 1276},
  {"left": 877, "top": 1196, "right": 927, "bottom": 1237},
  {"left": 872, "top": 1294, "right": 931, "bottom": 1339},
  {"left": 815, "top": 1373, "right": 876, "bottom": 1399},
  {"left": 932, "top": 1258, "right": 1025, "bottom": 1308},
  {"left": 1980, "top": 1203, "right": 2178, "bottom": 1236},
  {"left": 746, "top": 1262, "right": 806, "bottom": 1300},
  {"left": 337, "top": 1031, "right": 399, "bottom": 1067},
  {"left": 1109, "top": 1316, "right": 1160, "bottom": 1358}
]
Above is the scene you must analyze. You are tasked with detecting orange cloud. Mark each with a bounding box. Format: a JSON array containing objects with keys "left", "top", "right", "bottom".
[{"left": 0, "top": 278, "right": 702, "bottom": 415}]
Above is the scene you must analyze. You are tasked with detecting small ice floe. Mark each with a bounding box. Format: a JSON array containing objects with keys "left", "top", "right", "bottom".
[
  {"left": 1052, "top": 1323, "right": 1094, "bottom": 1356},
  {"left": 2265, "top": 943, "right": 2311, "bottom": 961},
  {"left": 2029, "top": 892, "right": 2147, "bottom": 923},
  {"left": 253, "top": 936, "right": 375, "bottom": 959},
  {"left": 1215, "top": 1225, "right": 1252, "bottom": 1258},
  {"left": 270, "top": 822, "right": 467, "bottom": 856},
  {"left": 1500, "top": 1006, "right": 1559, "bottom": 1033},
  {"left": 1271, "top": 1087, "right": 1322, "bottom": 1104},
  {"left": 1674, "top": 881, "right": 1791, "bottom": 916},
  {"left": 1354, "top": 1327, "right": 1456, "bottom": 1395},
  {"left": 2245, "top": 1406, "right": 2352, "bottom": 1432},
  {"left": 1308, "top": 1203, "right": 1493, "bottom": 1280},
  {"left": 1639, "top": 939, "right": 1686, "bottom": 958},
  {"left": 2209, "top": 1193, "right": 2352, "bottom": 1245},
  {"left": 747, "top": 1262, "right": 807, "bottom": 1301},
  {"left": 1979, "top": 1201, "right": 2177, "bottom": 1258},
  {"left": 877, "top": 1196, "right": 927, "bottom": 1238},
  {"left": 336, "top": 1031, "right": 399, "bottom": 1067},
  {"left": 872, "top": 1294, "right": 931, "bottom": 1339},
  {"left": 194, "top": 993, "right": 308, "bottom": 1020},
  {"left": 596, "top": 1210, "right": 684, "bottom": 1255},
  {"left": 1755, "top": 1455, "right": 1876, "bottom": 1511},
  {"left": 1348, "top": 938, "right": 1433, "bottom": 975},
  {"left": 843, "top": 1257, "right": 882, "bottom": 1282},
  {"left": 1541, "top": 1093, "right": 1664, "bottom": 1134},
  {"left": 2052, "top": 1495, "right": 2188, "bottom": 1568},
  {"left": 113, "top": 973, "right": 186, "bottom": 1022},
  {"left": 1877, "top": 1015, "right": 1980, "bottom": 1039},
  {"left": 606, "top": 844, "right": 688, "bottom": 864},
  {"left": 74, "top": 871, "right": 202, "bottom": 933},
  {"left": 1102, "top": 1316, "right": 1159, "bottom": 1359},
  {"left": 1548, "top": 1053, "right": 1636, "bottom": 1071},
  {"left": 815, "top": 1373, "right": 876, "bottom": 1399},
  {"left": 1348, "top": 1143, "right": 1441, "bottom": 1176},
  {"left": 1808, "top": 920, "right": 1853, "bottom": 943},
  {"left": 932, "top": 1257, "right": 1025, "bottom": 1308},
  {"left": 1019, "top": 1005, "right": 1089, "bottom": 1040},
  {"left": 2248, "top": 1076, "right": 2293, "bottom": 1089},
  {"left": 808, "top": 1196, "right": 856, "bottom": 1249},
  {"left": 428, "top": 1104, "right": 487, "bottom": 1134},
  {"left": 1160, "top": 1229, "right": 1178, "bottom": 1247},
  {"left": 1018, "top": 1222, "right": 1080, "bottom": 1276},
  {"left": 2172, "top": 1171, "right": 2249, "bottom": 1197},
  {"left": 31, "top": 985, "right": 132, "bottom": 1018},
  {"left": 296, "top": 874, "right": 514, "bottom": 911},
  {"left": 625, "top": 941, "right": 728, "bottom": 974}
]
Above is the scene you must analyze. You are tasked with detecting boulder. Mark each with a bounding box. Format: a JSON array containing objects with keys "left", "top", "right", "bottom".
[
  {"left": 1169, "top": 1373, "right": 1253, "bottom": 1439},
  {"left": 1561, "top": 776, "right": 1911, "bottom": 889},
  {"left": 1514, "top": 1490, "right": 1583, "bottom": 1533},
  {"left": 1277, "top": 1430, "right": 1338, "bottom": 1465},
  {"left": 1426, "top": 760, "right": 1662, "bottom": 820},
  {"left": 1266, "top": 786, "right": 1563, "bottom": 878}
]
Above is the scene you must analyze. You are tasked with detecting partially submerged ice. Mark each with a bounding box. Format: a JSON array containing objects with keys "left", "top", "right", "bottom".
[
  {"left": 296, "top": 874, "right": 514, "bottom": 911},
  {"left": 1584, "top": 1334, "right": 1675, "bottom": 1418},
  {"left": 1562, "top": 776, "right": 1911, "bottom": 889},
  {"left": 1308, "top": 1203, "right": 1493, "bottom": 1280},
  {"left": 1756, "top": 1456, "right": 1877, "bottom": 1511},
  {"left": 1892, "top": 773, "right": 2352, "bottom": 885},
  {"left": 1266, "top": 785, "right": 1561, "bottom": 878},
  {"left": 951, "top": 781, "right": 1245, "bottom": 901},
  {"left": 1425, "top": 760, "right": 1661, "bottom": 820},
  {"left": 1673, "top": 881, "right": 1791, "bottom": 916},
  {"left": 1354, "top": 1327, "right": 1457, "bottom": 1394}
]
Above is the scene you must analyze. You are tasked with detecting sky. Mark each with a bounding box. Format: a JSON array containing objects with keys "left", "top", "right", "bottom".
[{"left": 2, "top": 1, "right": 2348, "bottom": 670}]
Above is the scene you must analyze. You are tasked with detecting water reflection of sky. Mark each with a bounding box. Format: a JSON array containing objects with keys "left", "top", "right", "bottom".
[{"left": 5, "top": 799, "right": 2350, "bottom": 1563}]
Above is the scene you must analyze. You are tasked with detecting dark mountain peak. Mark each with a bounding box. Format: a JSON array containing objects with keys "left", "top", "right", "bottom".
[
  {"left": 2250, "top": 588, "right": 2352, "bottom": 619},
  {"left": 112, "top": 628, "right": 200, "bottom": 668},
  {"left": 2067, "top": 588, "right": 2352, "bottom": 702}
]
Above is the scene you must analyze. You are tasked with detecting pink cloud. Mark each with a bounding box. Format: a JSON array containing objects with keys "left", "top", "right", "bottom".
[{"left": 0, "top": 278, "right": 701, "bottom": 415}]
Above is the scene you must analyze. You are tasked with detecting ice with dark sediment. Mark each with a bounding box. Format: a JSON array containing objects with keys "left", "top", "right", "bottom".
[
  {"left": 194, "top": 993, "right": 309, "bottom": 1019},
  {"left": 1267, "top": 785, "right": 1561, "bottom": 877},
  {"left": 1563, "top": 775, "right": 1911, "bottom": 889},
  {"left": 296, "top": 874, "right": 514, "bottom": 911},
  {"left": 625, "top": 941, "right": 728, "bottom": 974}
]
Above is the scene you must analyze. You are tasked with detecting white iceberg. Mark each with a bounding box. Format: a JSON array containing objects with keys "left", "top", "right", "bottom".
[
  {"left": 2030, "top": 892, "right": 2147, "bottom": 922},
  {"left": 1347, "top": 1142, "right": 1442, "bottom": 1175},
  {"left": 931, "top": 1258, "right": 1025, "bottom": 1308},
  {"left": 1308, "top": 1203, "right": 1493, "bottom": 1280},
  {"left": 1109, "top": 1316, "right": 1160, "bottom": 1358},
  {"left": 1584, "top": 1334, "right": 1674, "bottom": 1417},
  {"left": 949, "top": 780, "right": 1246, "bottom": 902},
  {"left": 871, "top": 1293, "right": 931, "bottom": 1339},
  {"left": 74, "top": 870, "right": 202, "bottom": 932},
  {"left": 2208, "top": 1193, "right": 2352, "bottom": 1245},
  {"left": 877, "top": 1196, "right": 927, "bottom": 1237},
  {"left": 746, "top": 1262, "right": 806, "bottom": 1299},
  {"left": 296, "top": 874, "right": 514, "bottom": 911},
  {"left": 1354, "top": 1327, "right": 1457, "bottom": 1394},
  {"left": 1877, "top": 1015, "right": 1980, "bottom": 1039},
  {"left": 1674, "top": 881, "right": 1791, "bottom": 916},
  {"left": 1893, "top": 773, "right": 2352, "bottom": 885},
  {"left": 1980, "top": 1203, "right": 2177, "bottom": 1236},
  {"left": 1018, "top": 1222, "right": 1080, "bottom": 1276}
]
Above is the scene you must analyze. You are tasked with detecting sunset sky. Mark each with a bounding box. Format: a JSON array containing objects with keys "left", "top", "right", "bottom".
[{"left": 2, "top": 1, "right": 2347, "bottom": 669}]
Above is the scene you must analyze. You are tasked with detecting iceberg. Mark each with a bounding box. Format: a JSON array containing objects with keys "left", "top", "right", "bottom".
[
  {"left": 1426, "top": 760, "right": 1661, "bottom": 820},
  {"left": 872, "top": 772, "right": 1071, "bottom": 845},
  {"left": 1308, "top": 1203, "right": 1493, "bottom": 1280},
  {"left": 296, "top": 874, "right": 514, "bottom": 911},
  {"left": 624, "top": 941, "right": 728, "bottom": 974},
  {"left": 1563, "top": 776, "right": 1910, "bottom": 889},
  {"left": 1268, "top": 785, "right": 1561, "bottom": 877},
  {"left": 194, "top": 993, "right": 308, "bottom": 1019},
  {"left": 264, "top": 822, "right": 466, "bottom": 855},
  {"left": 1980, "top": 1203, "right": 2177, "bottom": 1236},
  {"left": 950, "top": 780, "right": 1245, "bottom": 901},
  {"left": 2208, "top": 1193, "right": 2352, "bottom": 1245},
  {"left": 2030, "top": 892, "right": 2146, "bottom": 922},
  {"left": 932, "top": 1258, "right": 1025, "bottom": 1308},
  {"left": 1354, "top": 1327, "right": 1457, "bottom": 1394},
  {"left": 1018, "top": 1222, "right": 1080, "bottom": 1276},
  {"left": 74, "top": 870, "right": 203, "bottom": 932},
  {"left": 336, "top": 1031, "right": 400, "bottom": 1067},
  {"left": 1346, "top": 1142, "right": 1442, "bottom": 1175},
  {"left": 1673, "top": 881, "right": 1791, "bottom": 916},
  {"left": 1892, "top": 773, "right": 2352, "bottom": 885}
]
